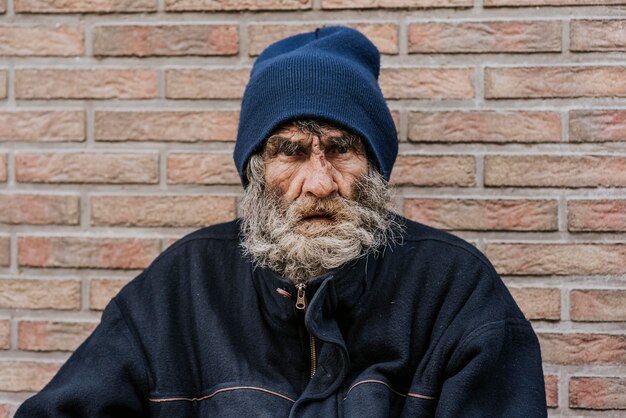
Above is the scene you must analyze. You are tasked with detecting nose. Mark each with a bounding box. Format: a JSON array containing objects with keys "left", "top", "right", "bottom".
[{"left": 301, "top": 156, "right": 338, "bottom": 199}]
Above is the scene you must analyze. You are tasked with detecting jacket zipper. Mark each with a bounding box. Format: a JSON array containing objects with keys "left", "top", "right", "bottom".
[{"left": 295, "top": 282, "right": 317, "bottom": 378}]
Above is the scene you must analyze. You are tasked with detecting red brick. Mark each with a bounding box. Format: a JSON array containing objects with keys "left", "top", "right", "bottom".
[
  {"left": 0, "top": 70, "right": 6, "bottom": 99},
  {"left": 570, "top": 376, "right": 626, "bottom": 409},
  {"left": 508, "top": 287, "right": 560, "bottom": 320},
  {"left": 409, "top": 21, "right": 560, "bottom": 53},
  {"left": 0, "top": 111, "right": 84, "bottom": 142},
  {"left": 568, "top": 200, "right": 626, "bottom": 232},
  {"left": 391, "top": 155, "right": 475, "bottom": 187},
  {"left": 484, "top": 155, "right": 626, "bottom": 188},
  {"left": 380, "top": 68, "right": 474, "bottom": 99},
  {"left": 18, "top": 236, "right": 161, "bottom": 269},
  {"left": 485, "top": 66, "right": 626, "bottom": 98},
  {"left": 405, "top": 198, "right": 557, "bottom": 231},
  {"left": 95, "top": 111, "right": 238, "bottom": 142},
  {"left": 0, "top": 154, "right": 5, "bottom": 182},
  {"left": 486, "top": 244, "right": 626, "bottom": 275},
  {"left": 167, "top": 153, "right": 240, "bottom": 185},
  {"left": 0, "top": 404, "right": 8, "bottom": 418},
  {"left": 408, "top": 111, "right": 561, "bottom": 143},
  {"left": 486, "top": 0, "right": 626, "bottom": 6},
  {"left": 90, "top": 278, "right": 130, "bottom": 310},
  {"left": 539, "top": 333, "right": 626, "bottom": 365},
  {"left": 570, "top": 110, "right": 626, "bottom": 143},
  {"left": 165, "top": 69, "right": 249, "bottom": 99},
  {"left": 571, "top": 20, "right": 626, "bottom": 52},
  {"left": 0, "top": 320, "right": 9, "bottom": 349},
  {"left": 0, "top": 279, "right": 80, "bottom": 310},
  {"left": 571, "top": 289, "right": 626, "bottom": 322},
  {"left": 0, "top": 361, "right": 61, "bottom": 392},
  {"left": 545, "top": 375, "right": 558, "bottom": 408},
  {"left": 165, "top": 0, "right": 311, "bottom": 11},
  {"left": 18, "top": 321, "right": 97, "bottom": 352},
  {"left": 322, "top": 0, "right": 472, "bottom": 9},
  {"left": 0, "top": 235, "right": 8, "bottom": 267},
  {"left": 0, "top": 0, "right": 5, "bottom": 13},
  {"left": 249, "top": 23, "right": 398, "bottom": 56},
  {"left": 93, "top": 25, "right": 237, "bottom": 57},
  {"left": 15, "top": 0, "right": 156, "bottom": 13},
  {"left": 0, "top": 194, "right": 79, "bottom": 225},
  {"left": 16, "top": 69, "right": 158, "bottom": 100},
  {"left": 91, "top": 195, "right": 236, "bottom": 227},
  {"left": 0, "top": 26, "right": 83, "bottom": 56},
  {"left": 16, "top": 152, "right": 158, "bottom": 184}
]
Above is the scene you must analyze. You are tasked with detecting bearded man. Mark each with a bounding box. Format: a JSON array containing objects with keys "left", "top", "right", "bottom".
[{"left": 16, "top": 26, "right": 547, "bottom": 417}]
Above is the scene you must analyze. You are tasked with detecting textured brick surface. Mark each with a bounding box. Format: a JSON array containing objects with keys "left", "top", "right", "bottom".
[
  {"left": 380, "top": 68, "right": 474, "bottom": 99},
  {"left": 0, "top": 236, "right": 8, "bottom": 267},
  {"left": 484, "top": 155, "right": 626, "bottom": 188},
  {"left": 165, "top": 0, "right": 311, "bottom": 11},
  {"left": 322, "top": 0, "right": 472, "bottom": 8},
  {"left": 18, "top": 321, "right": 97, "bottom": 352},
  {"left": 16, "top": 153, "right": 159, "bottom": 184},
  {"left": 485, "top": 0, "right": 626, "bottom": 6},
  {"left": 487, "top": 244, "right": 626, "bottom": 275},
  {"left": 570, "top": 377, "right": 626, "bottom": 409},
  {"left": 0, "top": 279, "right": 80, "bottom": 310},
  {"left": 0, "top": 361, "right": 61, "bottom": 392},
  {"left": 0, "top": 70, "right": 6, "bottom": 99},
  {"left": 0, "top": 26, "right": 83, "bottom": 56},
  {"left": 0, "top": 194, "right": 79, "bottom": 225},
  {"left": 18, "top": 236, "right": 161, "bottom": 269},
  {"left": 249, "top": 23, "right": 398, "bottom": 56},
  {"left": 15, "top": 0, "right": 156, "bottom": 13},
  {"left": 571, "top": 20, "right": 626, "bottom": 52},
  {"left": 485, "top": 66, "right": 626, "bottom": 98},
  {"left": 570, "top": 110, "right": 626, "bottom": 142},
  {"left": 539, "top": 333, "right": 626, "bottom": 365},
  {"left": 405, "top": 198, "right": 558, "bottom": 231},
  {"left": 91, "top": 195, "right": 236, "bottom": 227},
  {"left": 0, "top": 111, "right": 84, "bottom": 142},
  {"left": 0, "top": 154, "right": 5, "bottom": 182},
  {"left": 545, "top": 375, "right": 558, "bottom": 408},
  {"left": 571, "top": 290, "right": 626, "bottom": 322},
  {"left": 568, "top": 200, "right": 626, "bottom": 232},
  {"left": 408, "top": 21, "right": 561, "bottom": 53},
  {"left": 408, "top": 111, "right": 561, "bottom": 143},
  {"left": 93, "top": 25, "right": 237, "bottom": 57},
  {"left": 95, "top": 111, "right": 238, "bottom": 142},
  {"left": 0, "top": 320, "right": 9, "bottom": 350},
  {"left": 0, "top": 0, "right": 5, "bottom": 13},
  {"left": 508, "top": 287, "right": 561, "bottom": 320},
  {"left": 391, "top": 156, "right": 475, "bottom": 186},
  {"left": 16, "top": 69, "right": 158, "bottom": 100},
  {"left": 165, "top": 69, "right": 249, "bottom": 99},
  {"left": 90, "top": 279, "right": 130, "bottom": 310},
  {"left": 167, "top": 153, "right": 241, "bottom": 184}
]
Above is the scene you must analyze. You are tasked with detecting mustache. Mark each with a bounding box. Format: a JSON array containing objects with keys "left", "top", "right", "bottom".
[{"left": 287, "top": 195, "right": 352, "bottom": 222}]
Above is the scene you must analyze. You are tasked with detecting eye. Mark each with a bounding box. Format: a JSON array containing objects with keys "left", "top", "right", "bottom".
[
  {"left": 277, "top": 142, "right": 303, "bottom": 157},
  {"left": 335, "top": 144, "right": 350, "bottom": 154}
]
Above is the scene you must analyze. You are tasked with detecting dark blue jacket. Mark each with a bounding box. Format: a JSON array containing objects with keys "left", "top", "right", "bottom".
[{"left": 16, "top": 217, "right": 547, "bottom": 417}]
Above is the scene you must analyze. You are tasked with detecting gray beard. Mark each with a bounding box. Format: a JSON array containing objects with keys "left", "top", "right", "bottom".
[{"left": 239, "top": 169, "right": 398, "bottom": 282}]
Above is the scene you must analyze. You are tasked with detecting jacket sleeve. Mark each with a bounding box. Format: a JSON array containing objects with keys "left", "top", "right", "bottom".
[
  {"left": 435, "top": 319, "right": 547, "bottom": 418},
  {"left": 15, "top": 298, "right": 150, "bottom": 418}
]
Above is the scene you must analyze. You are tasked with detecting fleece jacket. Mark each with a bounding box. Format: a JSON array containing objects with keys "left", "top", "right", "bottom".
[{"left": 16, "top": 216, "right": 547, "bottom": 417}]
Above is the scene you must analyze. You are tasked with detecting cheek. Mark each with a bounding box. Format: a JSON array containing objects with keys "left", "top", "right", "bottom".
[{"left": 264, "top": 160, "right": 299, "bottom": 194}]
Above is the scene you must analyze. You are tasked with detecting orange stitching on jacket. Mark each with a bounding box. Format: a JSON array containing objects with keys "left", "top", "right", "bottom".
[
  {"left": 342, "top": 379, "right": 436, "bottom": 401},
  {"left": 149, "top": 386, "right": 296, "bottom": 403}
]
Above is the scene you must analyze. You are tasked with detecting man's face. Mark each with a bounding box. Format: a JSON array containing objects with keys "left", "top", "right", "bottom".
[{"left": 262, "top": 124, "right": 368, "bottom": 211}]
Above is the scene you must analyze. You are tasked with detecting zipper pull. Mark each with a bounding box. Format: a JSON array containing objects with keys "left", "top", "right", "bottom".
[{"left": 295, "top": 283, "right": 307, "bottom": 310}]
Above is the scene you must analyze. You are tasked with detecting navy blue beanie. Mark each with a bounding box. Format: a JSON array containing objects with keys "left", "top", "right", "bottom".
[{"left": 234, "top": 26, "right": 398, "bottom": 186}]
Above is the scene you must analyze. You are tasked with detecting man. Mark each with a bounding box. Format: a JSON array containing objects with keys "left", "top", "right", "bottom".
[{"left": 16, "top": 26, "right": 546, "bottom": 417}]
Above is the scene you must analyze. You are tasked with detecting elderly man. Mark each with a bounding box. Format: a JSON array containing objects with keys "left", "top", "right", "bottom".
[{"left": 16, "top": 26, "right": 546, "bottom": 417}]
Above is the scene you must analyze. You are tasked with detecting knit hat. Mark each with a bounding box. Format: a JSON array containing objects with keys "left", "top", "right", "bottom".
[{"left": 234, "top": 25, "right": 398, "bottom": 186}]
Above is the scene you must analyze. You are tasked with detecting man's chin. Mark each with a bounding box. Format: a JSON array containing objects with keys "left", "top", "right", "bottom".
[{"left": 294, "top": 218, "right": 337, "bottom": 237}]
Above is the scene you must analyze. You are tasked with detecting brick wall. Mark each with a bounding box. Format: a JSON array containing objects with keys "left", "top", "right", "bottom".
[{"left": 0, "top": 0, "right": 625, "bottom": 416}]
